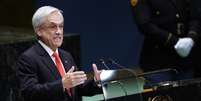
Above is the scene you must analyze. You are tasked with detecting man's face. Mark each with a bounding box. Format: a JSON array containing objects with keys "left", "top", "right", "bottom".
[{"left": 37, "top": 11, "right": 64, "bottom": 51}]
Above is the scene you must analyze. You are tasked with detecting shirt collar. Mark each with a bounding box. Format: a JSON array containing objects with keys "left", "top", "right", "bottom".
[{"left": 38, "top": 40, "right": 58, "bottom": 56}]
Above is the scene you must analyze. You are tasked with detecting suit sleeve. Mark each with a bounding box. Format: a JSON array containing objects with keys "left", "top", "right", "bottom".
[
  {"left": 188, "top": 0, "right": 201, "bottom": 43},
  {"left": 131, "top": 0, "right": 178, "bottom": 48},
  {"left": 16, "top": 54, "right": 65, "bottom": 101}
]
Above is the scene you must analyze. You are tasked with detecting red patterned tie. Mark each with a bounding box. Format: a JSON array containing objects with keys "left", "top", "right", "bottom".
[{"left": 52, "top": 52, "right": 72, "bottom": 97}]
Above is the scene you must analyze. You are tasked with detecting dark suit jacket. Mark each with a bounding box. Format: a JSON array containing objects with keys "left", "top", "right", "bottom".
[
  {"left": 131, "top": 0, "right": 201, "bottom": 72},
  {"left": 15, "top": 42, "right": 102, "bottom": 101}
]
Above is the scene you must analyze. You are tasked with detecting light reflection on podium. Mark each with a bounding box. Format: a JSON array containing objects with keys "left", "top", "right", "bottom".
[{"left": 100, "top": 69, "right": 145, "bottom": 101}]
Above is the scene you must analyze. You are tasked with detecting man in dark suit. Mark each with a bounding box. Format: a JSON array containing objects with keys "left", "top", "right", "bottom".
[
  {"left": 15, "top": 6, "right": 102, "bottom": 101},
  {"left": 130, "top": 0, "right": 201, "bottom": 82}
]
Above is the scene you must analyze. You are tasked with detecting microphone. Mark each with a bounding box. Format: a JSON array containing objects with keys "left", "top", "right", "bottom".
[
  {"left": 99, "top": 59, "right": 110, "bottom": 70},
  {"left": 108, "top": 58, "right": 139, "bottom": 77},
  {"left": 108, "top": 58, "right": 178, "bottom": 76},
  {"left": 108, "top": 58, "right": 124, "bottom": 69}
]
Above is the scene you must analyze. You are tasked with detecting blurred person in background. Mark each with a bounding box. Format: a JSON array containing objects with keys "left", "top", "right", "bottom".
[{"left": 130, "top": 0, "right": 201, "bottom": 85}]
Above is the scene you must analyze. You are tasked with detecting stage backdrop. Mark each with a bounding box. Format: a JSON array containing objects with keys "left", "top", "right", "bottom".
[{"left": 35, "top": 0, "right": 143, "bottom": 72}]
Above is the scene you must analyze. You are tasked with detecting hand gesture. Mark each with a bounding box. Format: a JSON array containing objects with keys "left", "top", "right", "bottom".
[
  {"left": 92, "top": 64, "right": 102, "bottom": 81},
  {"left": 62, "top": 66, "right": 87, "bottom": 89}
]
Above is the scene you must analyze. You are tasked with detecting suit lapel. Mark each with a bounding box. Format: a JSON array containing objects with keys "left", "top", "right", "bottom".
[
  {"left": 41, "top": 54, "right": 61, "bottom": 79},
  {"left": 59, "top": 49, "right": 72, "bottom": 72},
  {"left": 35, "top": 43, "right": 61, "bottom": 79},
  {"left": 58, "top": 49, "right": 76, "bottom": 97}
]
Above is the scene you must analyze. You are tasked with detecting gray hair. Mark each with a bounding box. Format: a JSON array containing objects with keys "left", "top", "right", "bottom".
[{"left": 32, "top": 6, "right": 63, "bottom": 32}]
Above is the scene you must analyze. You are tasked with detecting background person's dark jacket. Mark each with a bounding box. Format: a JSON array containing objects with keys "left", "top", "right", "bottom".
[{"left": 131, "top": 0, "right": 201, "bottom": 73}]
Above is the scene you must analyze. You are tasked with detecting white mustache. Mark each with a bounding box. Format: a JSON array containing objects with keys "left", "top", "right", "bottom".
[{"left": 55, "top": 32, "right": 61, "bottom": 35}]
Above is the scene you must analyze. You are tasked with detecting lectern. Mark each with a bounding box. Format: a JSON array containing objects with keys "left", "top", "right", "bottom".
[{"left": 99, "top": 69, "right": 145, "bottom": 101}]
